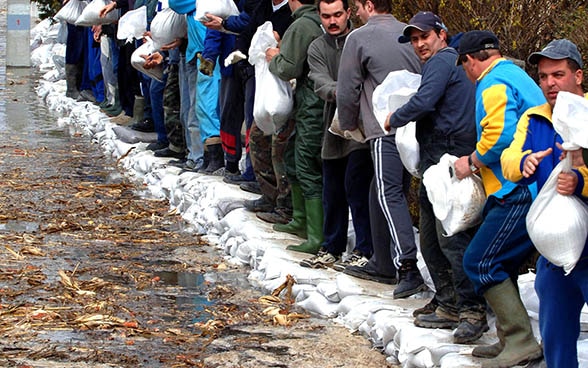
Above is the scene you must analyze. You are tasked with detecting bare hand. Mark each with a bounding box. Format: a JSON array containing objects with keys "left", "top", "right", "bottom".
[
  {"left": 384, "top": 112, "right": 392, "bottom": 131},
  {"left": 141, "top": 52, "right": 163, "bottom": 69},
  {"left": 265, "top": 47, "right": 279, "bottom": 62},
  {"left": 99, "top": 3, "right": 115, "bottom": 18},
  {"left": 557, "top": 171, "right": 578, "bottom": 195},
  {"left": 557, "top": 142, "right": 586, "bottom": 168},
  {"left": 160, "top": 38, "right": 182, "bottom": 51},
  {"left": 523, "top": 148, "right": 552, "bottom": 178},
  {"left": 454, "top": 155, "right": 472, "bottom": 180},
  {"left": 202, "top": 13, "right": 223, "bottom": 30}
]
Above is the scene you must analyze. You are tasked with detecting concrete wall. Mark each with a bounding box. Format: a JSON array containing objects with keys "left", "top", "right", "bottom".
[{"left": 6, "top": 0, "right": 30, "bottom": 67}]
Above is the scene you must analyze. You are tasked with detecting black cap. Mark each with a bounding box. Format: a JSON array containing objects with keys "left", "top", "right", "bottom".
[
  {"left": 456, "top": 30, "right": 500, "bottom": 65},
  {"left": 398, "top": 11, "right": 447, "bottom": 44},
  {"left": 527, "top": 39, "right": 583, "bottom": 68}
]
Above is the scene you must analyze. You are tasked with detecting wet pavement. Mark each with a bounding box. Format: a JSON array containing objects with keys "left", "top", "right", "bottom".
[{"left": 0, "top": 68, "right": 390, "bottom": 367}]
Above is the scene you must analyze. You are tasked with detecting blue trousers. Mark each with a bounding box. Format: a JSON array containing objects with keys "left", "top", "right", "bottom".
[
  {"left": 182, "top": 56, "right": 203, "bottom": 162},
  {"left": 149, "top": 75, "right": 168, "bottom": 144},
  {"left": 463, "top": 185, "right": 537, "bottom": 295},
  {"left": 195, "top": 59, "right": 221, "bottom": 144},
  {"left": 322, "top": 149, "right": 373, "bottom": 257},
  {"left": 536, "top": 248, "right": 588, "bottom": 368}
]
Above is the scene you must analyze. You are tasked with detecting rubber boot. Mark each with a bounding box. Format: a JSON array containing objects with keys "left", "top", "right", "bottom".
[
  {"left": 479, "top": 279, "right": 543, "bottom": 368},
  {"left": 65, "top": 64, "right": 80, "bottom": 100},
  {"left": 202, "top": 138, "right": 224, "bottom": 174},
  {"left": 132, "top": 95, "right": 144, "bottom": 124},
  {"left": 287, "top": 197, "right": 323, "bottom": 254},
  {"left": 273, "top": 184, "right": 307, "bottom": 239},
  {"left": 472, "top": 321, "right": 504, "bottom": 358}
]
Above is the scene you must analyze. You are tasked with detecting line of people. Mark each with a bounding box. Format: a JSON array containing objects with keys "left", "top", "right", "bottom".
[{"left": 60, "top": 0, "right": 588, "bottom": 366}]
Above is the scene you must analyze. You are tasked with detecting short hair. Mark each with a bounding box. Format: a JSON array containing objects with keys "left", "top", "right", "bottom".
[
  {"left": 566, "top": 59, "right": 582, "bottom": 72},
  {"left": 458, "top": 48, "right": 501, "bottom": 64},
  {"left": 300, "top": 0, "right": 316, "bottom": 5},
  {"left": 318, "top": 0, "right": 349, "bottom": 11},
  {"left": 355, "top": 0, "right": 392, "bottom": 14}
]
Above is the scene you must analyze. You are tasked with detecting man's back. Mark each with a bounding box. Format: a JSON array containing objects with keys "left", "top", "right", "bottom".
[{"left": 337, "top": 14, "right": 421, "bottom": 140}]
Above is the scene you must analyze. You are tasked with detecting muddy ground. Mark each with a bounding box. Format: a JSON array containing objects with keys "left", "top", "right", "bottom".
[{"left": 0, "top": 70, "right": 392, "bottom": 368}]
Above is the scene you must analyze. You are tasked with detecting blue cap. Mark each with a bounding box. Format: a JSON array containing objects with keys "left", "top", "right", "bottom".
[
  {"left": 398, "top": 11, "right": 447, "bottom": 44},
  {"left": 527, "top": 39, "right": 583, "bottom": 68}
]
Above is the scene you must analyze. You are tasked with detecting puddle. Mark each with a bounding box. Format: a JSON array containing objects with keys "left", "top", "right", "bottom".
[
  {"left": 153, "top": 271, "right": 214, "bottom": 322},
  {"left": 0, "top": 220, "right": 39, "bottom": 232}
]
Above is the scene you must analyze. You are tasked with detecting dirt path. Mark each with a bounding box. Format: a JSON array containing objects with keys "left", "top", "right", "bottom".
[{"left": 0, "top": 70, "right": 391, "bottom": 367}]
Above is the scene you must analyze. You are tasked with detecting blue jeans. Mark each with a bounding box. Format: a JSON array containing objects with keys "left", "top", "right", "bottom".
[
  {"left": 181, "top": 57, "right": 203, "bottom": 162},
  {"left": 463, "top": 185, "right": 536, "bottom": 295},
  {"left": 149, "top": 75, "right": 168, "bottom": 144},
  {"left": 536, "top": 248, "right": 588, "bottom": 368}
]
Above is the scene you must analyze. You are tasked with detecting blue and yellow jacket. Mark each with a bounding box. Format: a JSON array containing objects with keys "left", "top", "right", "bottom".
[
  {"left": 473, "top": 58, "right": 546, "bottom": 198},
  {"left": 502, "top": 99, "right": 588, "bottom": 199}
]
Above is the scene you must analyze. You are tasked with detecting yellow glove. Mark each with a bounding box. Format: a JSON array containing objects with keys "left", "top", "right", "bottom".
[{"left": 197, "top": 52, "right": 214, "bottom": 76}]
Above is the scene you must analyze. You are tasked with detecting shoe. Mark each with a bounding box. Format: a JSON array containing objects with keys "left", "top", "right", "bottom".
[
  {"left": 131, "top": 119, "right": 155, "bottom": 133},
  {"left": 256, "top": 211, "right": 289, "bottom": 224},
  {"left": 343, "top": 262, "right": 397, "bottom": 284},
  {"left": 286, "top": 197, "right": 323, "bottom": 255},
  {"left": 78, "top": 89, "right": 96, "bottom": 103},
  {"left": 167, "top": 158, "right": 188, "bottom": 167},
  {"left": 413, "top": 298, "right": 439, "bottom": 317},
  {"left": 414, "top": 307, "right": 459, "bottom": 329},
  {"left": 201, "top": 143, "right": 224, "bottom": 174},
  {"left": 224, "top": 173, "right": 256, "bottom": 185},
  {"left": 244, "top": 196, "right": 274, "bottom": 213},
  {"left": 300, "top": 248, "right": 339, "bottom": 268},
  {"left": 453, "top": 313, "right": 489, "bottom": 344},
  {"left": 147, "top": 141, "right": 168, "bottom": 151},
  {"left": 273, "top": 184, "right": 306, "bottom": 239},
  {"left": 332, "top": 250, "right": 369, "bottom": 272},
  {"left": 394, "top": 259, "right": 427, "bottom": 299},
  {"left": 240, "top": 181, "right": 262, "bottom": 195},
  {"left": 154, "top": 147, "right": 185, "bottom": 159},
  {"left": 101, "top": 103, "right": 122, "bottom": 117},
  {"left": 185, "top": 158, "right": 205, "bottom": 172}
]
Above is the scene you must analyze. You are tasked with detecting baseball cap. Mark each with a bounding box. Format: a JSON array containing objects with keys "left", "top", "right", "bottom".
[
  {"left": 527, "top": 39, "right": 583, "bottom": 68},
  {"left": 456, "top": 30, "right": 500, "bottom": 65},
  {"left": 398, "top": 11, "right": 447, "bottom": 44}
]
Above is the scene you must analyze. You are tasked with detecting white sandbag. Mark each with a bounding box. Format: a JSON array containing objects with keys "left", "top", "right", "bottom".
[
  {"left": 526, "top": 156, "right": 588, "bottom": 274},
  {"left": 116, "top": 5, "right": 147, "bottom": 43},
  {"left": 372, "top": 70, "right": 421, "bottom": 134},
  {"left": 131, "top": 37, "right": 164, "bottom": 82},
  {"left": 54, "top": 0, "right": 88, "bottom": 24},
  {"left": 249, "top": 21, "right": 293, "bottom": 135},
  {"left": 552, "top": 91, "right": 588, "bottom": 150},
  {"left": 194, "top": 0, "right": 239, "bottom": 22},
  {"left": 395, "top": 121, "right": 420, "bottom": 177},
  {"left": 150, "top": 8, "right": 187, "bottom": 50},
  {"left": 75, "top": 0, "right": 119, "bottom": 26},
  {"left": 422, "top": 153, "right": 486, "bottom": 236}
]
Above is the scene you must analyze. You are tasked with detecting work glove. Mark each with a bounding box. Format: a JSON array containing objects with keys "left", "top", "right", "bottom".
[{"left": 197, "top": 53, "right": 214, "bottom": 76}]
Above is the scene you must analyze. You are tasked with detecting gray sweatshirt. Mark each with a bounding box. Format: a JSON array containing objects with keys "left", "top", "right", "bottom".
[{"left": 336, "top": 14, "right": 421, "bottom": 140}]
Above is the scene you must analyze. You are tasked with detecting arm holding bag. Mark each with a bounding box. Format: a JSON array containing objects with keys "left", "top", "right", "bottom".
[{"left": 526, "top": 156, "right": 588, "bottom": 275}]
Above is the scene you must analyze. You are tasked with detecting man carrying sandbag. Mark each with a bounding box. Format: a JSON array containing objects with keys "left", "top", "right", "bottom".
[
  {"left": 452, "top": 31, "right": 546, "bottom": 367},
  {"left": 502, "top": 39, "right": 588, "bottom": 368},
  {"left": 384, "top": 11, "right": 487, "bottom": 344}
]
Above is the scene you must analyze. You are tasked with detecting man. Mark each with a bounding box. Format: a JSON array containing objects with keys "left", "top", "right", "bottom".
[
  {"left": 299, "top": 0, "right": 373, "bottom": 270},
  {"left": 453, "top": 30, "right": 545, "bottom": 366},
  {"left": 502, "top": 39, "right": 588, "bottom": 368},
  {"left": 336, "top": 0, "right": 424, "bottom": 298},
  {"left": 266, "top": 0, "right": 325, "bottom": 254},
  {"left": 384, "top": 11, "right": 487, "bottom": 343}
]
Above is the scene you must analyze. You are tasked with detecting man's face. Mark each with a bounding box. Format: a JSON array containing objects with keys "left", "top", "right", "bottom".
[
  {"left": 538, "top": 57, "right": 583, "bottom": 107},
  {"left": 459, "top": 55, "right": 477, "bottom": 83},
  {"left": 409, "top": 28, "right": 445, "bottom": 62},
  {"left": 353, "top": 0, "right": 369, "bottom": 23},
  {"left": 319, "top": 0, "right": 350, "bottom": 36}
]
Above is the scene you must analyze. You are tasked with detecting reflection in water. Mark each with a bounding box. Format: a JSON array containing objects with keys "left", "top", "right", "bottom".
[{"left": 154, "top": 271, "right": 214, "bottom": 322}]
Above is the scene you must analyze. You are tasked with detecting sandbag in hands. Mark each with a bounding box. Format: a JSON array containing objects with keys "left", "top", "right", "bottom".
[
  {"left": 116, "top": 5, "right": 147, "bottom": 43},
  {"left": 248, "top": 21, "right": 293, "bottom": 135},
  {"left": 75, "top": 0, "right": 119, "bottom": 26},
  {"left": 195, "top": 0, "right": 239, "bottom": 22},
  {"left": 130, "top": 37, "right": 164, "bottom": 83},
  {"left": 422, "top": 153, "right": 486, "bottom": 237},
  {"left": 55, "top": 0, "right": 88, "bottom": 25},
  {"left": 150, "top": 8, "right": 187, "bottom": 51},
  {"left": 328, "top": 109, "right": 367, "bottom": 143},
  {"left": 526, "top": 143, "right": 588, "bottom": 276}
]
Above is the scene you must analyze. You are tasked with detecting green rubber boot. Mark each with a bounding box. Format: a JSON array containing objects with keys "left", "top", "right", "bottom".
[
  {"left": 287, "top": 197, "right": 324, "bottom": 255},
  {"left": 273, "top": 184, "right": 307, "bottom": 239}
]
